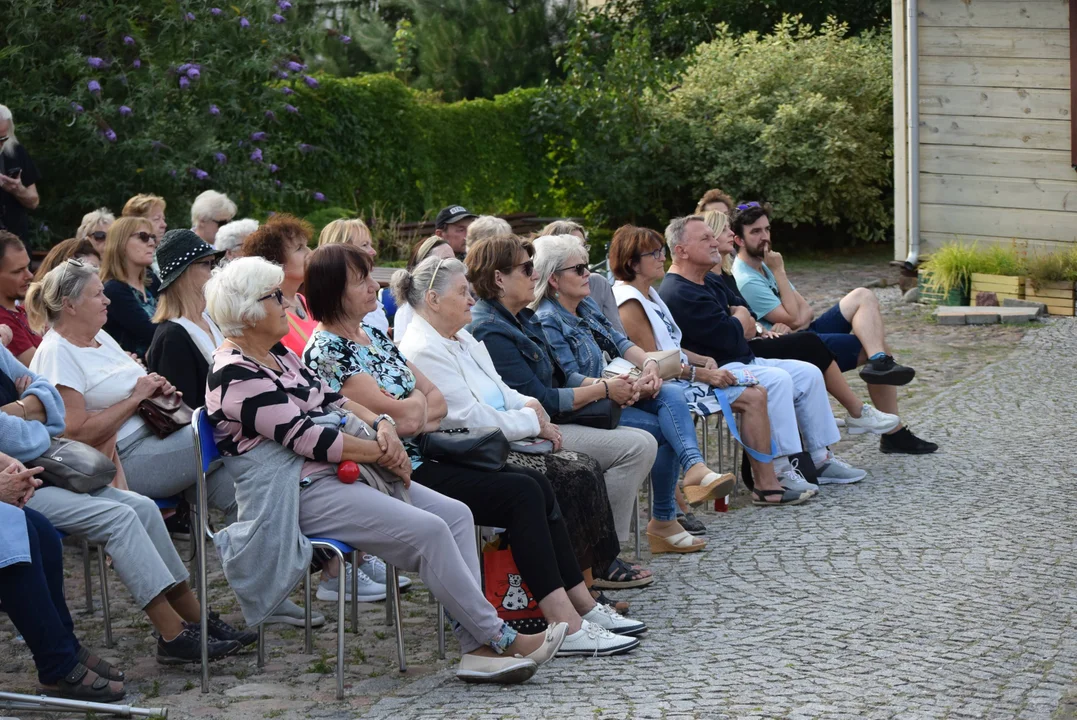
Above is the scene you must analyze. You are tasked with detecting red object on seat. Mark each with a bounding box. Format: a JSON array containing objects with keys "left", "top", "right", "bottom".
[{"left": 337, "top": 461, "right": 360, "bottom": 484}]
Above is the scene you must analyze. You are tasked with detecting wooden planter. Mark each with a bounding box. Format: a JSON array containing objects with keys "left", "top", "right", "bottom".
[
  {"left": 918, "top": 270, "right": 968, "bottom": 306},
  {"left": 1025, "top": 279, "right": 1076, "bottom": 316},
  {"left": 971, "top": 273, "right": 1025, "bottom": 306}
]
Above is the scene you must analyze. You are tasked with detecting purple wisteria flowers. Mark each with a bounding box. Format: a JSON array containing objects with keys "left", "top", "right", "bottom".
[
  {"left": 87, "top": 57, "right": 106, "bottom": 69},
  {"left": 209, "top": 104, "right": 221, "bottom": 116},
  {"left": 313, "top": 192, "right": 326, "bottom": 202},
  {"left": 119, "top": 105, "right": 133, "bottom": 117},
  {"left": 250, "top": 148, "right": 263, "bottom": 162},
  {"left": 214, "top": 152, "right": 228, "bottom": 164},
  {"left": 87, "top": 80, "right": 102, "bottom": 94},
  {"left": 239, "top": 17, "right": 250, "bottom": 28},
  {"left": 250, "top": 131, "right": 267, "bottom": 142},
  {"left": 303, "top": 75, "right": 319, "bottom": 88}
]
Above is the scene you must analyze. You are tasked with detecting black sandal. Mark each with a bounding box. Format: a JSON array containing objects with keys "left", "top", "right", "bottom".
[
  {"left": 752, "top": 487, "right": 810, "bottom": 507},
  {"left": 39, "top": 663, "right": 125, "bottom": 703},
  {"left": 592, "top": 557, "right": 655, "bottom": 590},
  {"left": 77, "top": 646, "right": 125, "bottom": 681}
]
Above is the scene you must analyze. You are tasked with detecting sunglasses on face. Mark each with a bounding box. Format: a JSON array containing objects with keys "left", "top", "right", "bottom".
[
  {"left": 90, "top": 231, "right": 107, "bottom": 241},
  {"left": 258, "top": 288, "right": 285, "bottom": 305},
  {"left": 131, "top": 232, "right": 157, "bottom": 244},
  {"left": 736, "top": 201, "right": 761, "bottom": 211},
  {"left": 507, "top": 260, "right": 535, "bottom": 277},
  {"left": 557, "top": 263, "right": 589, "bottom": 277}
]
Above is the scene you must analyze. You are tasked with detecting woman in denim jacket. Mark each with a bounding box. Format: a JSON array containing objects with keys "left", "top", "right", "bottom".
[
  {"left": 531, "top": 235, "right": 733, "bottom": 555},
  {"left": 466, "top": 235, "right": 658, "bottom": 590}
]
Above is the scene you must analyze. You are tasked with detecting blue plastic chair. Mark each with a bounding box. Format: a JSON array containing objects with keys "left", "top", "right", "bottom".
[{"left": 380, "top": 287, "right": 397, "bottom": 320}]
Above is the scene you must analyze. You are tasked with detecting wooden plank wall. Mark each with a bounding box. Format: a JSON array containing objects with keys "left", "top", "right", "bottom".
[{"left": 917, "top": 0, "right": 1076, "bottom": 253}]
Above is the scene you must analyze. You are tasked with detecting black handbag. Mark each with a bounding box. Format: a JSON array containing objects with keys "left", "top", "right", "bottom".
[
  {"left": 34, "top": 438, "right": 117, "bottom": 494},
  {"left": 417, "top": 427, "right": 510, "bottom": 472},
  {"left": 552, "top": 399, "right": 622, "bottom": 430}
]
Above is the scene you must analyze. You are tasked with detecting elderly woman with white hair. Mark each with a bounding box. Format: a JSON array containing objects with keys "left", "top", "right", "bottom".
[
  {"left": 202, "top": 255, "right": 567, "bottom": 683},
  {"left": 533, "top": 234, "right": 741, "bottom": 554},
  {"left": 392, "top": 236, "right": 455, "bottom": 341},
  {"left": 537, "top": 220, "right": 624, "bottom": 334},
  {"left": 0, "top": 104, "right": 41, "bottom": 241},
  {"left": 213, "top": 217, "right": 258, "bottom": 262},
  {"left": 190, "top": 190, "right": 236, "bottom": 245},
  {"left": 75, "top": 208, "right": 115, "bottom": 255}
]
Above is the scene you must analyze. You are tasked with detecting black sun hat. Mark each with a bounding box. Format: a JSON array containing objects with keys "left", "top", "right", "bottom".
[{"left": 155, "top": 229, "right": 225, "bottom": 291}]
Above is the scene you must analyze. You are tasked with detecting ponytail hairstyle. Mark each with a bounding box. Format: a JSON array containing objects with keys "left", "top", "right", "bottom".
[
  {"left": 24, "top": 259, "right": 100, "bottom": 333},
  {"left": 390, "top": 256, "right": 466, "bottom": 310}
]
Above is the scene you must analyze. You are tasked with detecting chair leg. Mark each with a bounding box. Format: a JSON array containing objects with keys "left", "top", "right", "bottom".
[
  {"left": 332, "top": 549, "right": 346, "bottom": 701},
  {"left": 81, "top": 539, "right": 93, "bottom": 613},
  {"left": 632, "top": 494, "right": 641, "bottom": 560},
  {"left": 257, "top": 623, "right": 265, "bottom": 669},
  {"left": 436, "top": 602, "right": 446, "bottom": 660},
  {"left": 304, "top": 565, "right": 314, "bottom": 655},
  {"left": 389, "top": 565, "right": 406, "bottom": 673},
  {"left": 349, "top": 550, "right": 359, "bottom": 634},
  {"left": 96, "top": 547, "right": 112, "bottom": 649},
  {"left": 701, "top": 415, "right": 709, "bottom": 464},
  {"left": 383, "top": 566, "right": 394, "bottom": 628},
  {"left": 717, "top": 414, "right": 725, "bottom": 475}
]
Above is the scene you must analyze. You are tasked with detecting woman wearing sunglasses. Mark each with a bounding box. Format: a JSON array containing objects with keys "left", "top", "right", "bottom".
[
  {"left": 532, "top": 234, "right": 735, "bottom": 555},
  {"left": 74, "top": 207, "right": 115, "bottom": 255},
  {"left": 100, "top": 216, "right": 160, "bottom": 359}
]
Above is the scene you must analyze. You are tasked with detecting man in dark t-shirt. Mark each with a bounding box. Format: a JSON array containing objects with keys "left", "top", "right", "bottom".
[{"left": 0, "top": 107, "right": 41, "bottom": 241}]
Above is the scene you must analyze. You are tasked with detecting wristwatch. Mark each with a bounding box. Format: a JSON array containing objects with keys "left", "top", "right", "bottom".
[
  {"left": 372, "top": 413, "right": 397, "bottom": 431},
  {"left": 755, "top": 322, "right": 764, "bottom": 336}
]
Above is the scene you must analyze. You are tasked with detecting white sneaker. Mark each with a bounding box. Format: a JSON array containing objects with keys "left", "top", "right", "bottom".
[
  {"left": 265, "top": 598, "right": 324, "bottom": 627},
  {"left": 358, "top": 554, "right": 412, "bottom": 590},
  {"left": 845, "top": 404, "right": 900, "bottom": 435},
  {"left": 316, "top": 563, "right": 387, "bottom": 603},
  {"left": 778, "top": 467, "right": 818, "bottom": 497},
  {"left": 582, "top": 603, "right": 647, "bottom": 637},
  {"left": 816, "top": 453, "right": 868, "bottom": 485},
  {"left": 556, "top": 620, "right": 640, "bottom": 657},
  {"left": 835, "top": 417, "right": 846, "bottom": 428}
]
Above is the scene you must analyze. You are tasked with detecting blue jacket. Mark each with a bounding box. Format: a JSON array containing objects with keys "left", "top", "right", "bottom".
[
  {"left": 0, "top": 344, "right": 65, "bottom": 463},
  {"left": 467, "top": 299, "right": 582, "bottom": 416},
  {"left": 534, "top": 297, "right": 635, "bottom": 380}
]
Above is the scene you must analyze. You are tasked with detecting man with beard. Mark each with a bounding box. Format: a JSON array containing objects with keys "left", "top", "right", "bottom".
[
  {"left": 0, "top": 231, "right": 40, "bottom": 365},
  {"left": 730, "top": 202, "right": 936, "bottom": 455}
]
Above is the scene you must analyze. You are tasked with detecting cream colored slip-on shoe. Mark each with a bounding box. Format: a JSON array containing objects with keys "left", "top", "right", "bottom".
[{"left": 456, "top": 654, "right": 537, "bottom": 684}]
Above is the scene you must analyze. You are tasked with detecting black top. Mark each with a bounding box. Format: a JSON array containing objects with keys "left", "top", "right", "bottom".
[
  {"left": 103, "top": 276, "right": 160, "bottom": 359},
  {"left": 0, "top": 144, "right": 40, "bottom": 240},
  {"left": 146, "top": 321, "right": 210, "bottom": 408},
  {"left": 658, "top": 271, "right": 754, "bottom": 367}
]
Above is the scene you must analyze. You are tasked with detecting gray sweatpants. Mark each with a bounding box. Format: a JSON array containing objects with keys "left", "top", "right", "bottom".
[
  {"left": 27, "top": 485, "right": 189, "bottom": 608},
  {"left": 559, "top": 423, "right": 657, "bottom": 541},
  {"left": 297, "top": 479, "right": 503, "bottom": 654},
  {"left": 118, "top": 424, "right": 238, "bottom": 523}
]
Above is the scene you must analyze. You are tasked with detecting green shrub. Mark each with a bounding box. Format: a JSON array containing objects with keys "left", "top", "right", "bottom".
[
  {"left": 921, "top": 243, "right": 979, "bottom": 294},
  {"left": 1025, "top": 251, "right": 1077, "bottom": 290},
  {"left": 967, "top": 243, "right": 1026, "bottom": 277}
]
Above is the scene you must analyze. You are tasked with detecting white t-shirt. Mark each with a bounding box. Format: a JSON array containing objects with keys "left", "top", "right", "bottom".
[
  {"left": 363, "top": 301, "right": 390, "bottom": 335},
  {"left": 30, "top": 329, "right": 147, "bottom": 441}
]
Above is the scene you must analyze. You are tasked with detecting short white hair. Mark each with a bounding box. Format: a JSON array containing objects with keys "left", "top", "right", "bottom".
[
  {"left": 465, "top": 215, "right": 513, "bottom": 250},
  {"left": 530, "top": 234, "right": 587, "bottom": 309},
  {"left": 75, "top": 208, "right": 115, "bottom": 241},
  {"left": 665, "top": 215, "right": 704, "bottom": 253},
  {"left": 0, "top": 105, "right": 17, "bottom": 159},
  {"left": 214, "top": 218, "right": 259, "bottom": 253},
  {"left": 190, "top": 190, "right": 237, "bottom": 226},
  {"left": 204, "top": 256, "right": 284, "bottom": 337}
]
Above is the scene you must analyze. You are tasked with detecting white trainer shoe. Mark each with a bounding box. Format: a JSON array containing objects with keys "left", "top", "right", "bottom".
[
  {"left": 316, "top": 563, "right": 387, "bottom": 603},
  {"left": 582, "top": 603, "right": 647, "bottom": 637},
  {"left": 778, "top": 467, "right": 818, "bottom": 497},
  {"left": 556, "top": 620, "right": 640, "bottom": 657},
  {"left": 359, "top": 554, "right": 412, "bottom": 590},
  {"left": 816, "top": 453, "right": 868, "bottom": 485},
  {"left": 845, "top": 404, "right": 900, "bottom": 435}
]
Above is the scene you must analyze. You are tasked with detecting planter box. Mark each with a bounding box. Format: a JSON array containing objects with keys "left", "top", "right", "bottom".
[
  {"left": 918, "top": 270, "right": 968, "bottom": 306},
  {"left": 971, "top": 273, "right": 1025, "bottom": 305},
  {"left": 1024, "top": 279, "right": 1076, "bottom": 316}
]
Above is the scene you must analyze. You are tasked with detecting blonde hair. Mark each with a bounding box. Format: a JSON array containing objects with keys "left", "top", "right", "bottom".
[
  {"left": 538, "top": 220, "right": 587, "bottom": 241},
  {"left": 100, "top": 216, "right": 154, "bottom": 288},
  {"left": 152, "top": 267, "right": 204, "bottom": 323},
  {"left": 122, "top": 194, "right": 166, "bottom": 218},
  {"left": 701, "top": 210, "right": 733, "bottom": 272},
  {"left": 24, "top": 260, "right": 99, "bottom": 333},
  {"left": 318, "top": 218, "right": 372, "bottom": 249},
  {"left": 75, "top": 208, "right": 115, "bottom": 241}
]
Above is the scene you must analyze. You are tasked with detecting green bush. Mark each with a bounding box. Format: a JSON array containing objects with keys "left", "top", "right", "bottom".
[{"left": 664, "top": 17, "right": 893, "bottom": 242}]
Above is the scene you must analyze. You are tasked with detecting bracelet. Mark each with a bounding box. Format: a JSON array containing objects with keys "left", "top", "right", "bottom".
[
  {"left": 601, "top": 380, "right": 610, "bottom": 399},
  {"left": 689, "top": 366, "right": 696, "bottom": 383},
  {"left": 14, "top": 400, "right": 27, "bottom": 419},
  {"left": 643, "top": 357, "right": 659, "bottom": 369}
]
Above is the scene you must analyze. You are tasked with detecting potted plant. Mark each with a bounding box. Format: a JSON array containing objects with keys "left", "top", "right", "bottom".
[
  {"left": 918, "top": 243, "right": 976, "bottom": 305},
  {"left": 1024, "top": 251, "right": 1077, "bottom": 316},
  {"left": 969, "top": 243, "right": 1026, "bottom": 305}
]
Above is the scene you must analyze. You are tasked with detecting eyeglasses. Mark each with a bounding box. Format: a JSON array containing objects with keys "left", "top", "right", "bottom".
[
  {"left": 506, "top": 260, "right": 535, "bottom": 278},
  {"left": 639, "top": 248, "right": 666, "bottom": 262},
  {"left": 557, "top": 263, "right": 589, "bottom": 277},
  {"left": 193, "top": 257, "right": 218, "bottom": 269},
  {"left": 131, "top": 231, "right": 157, "bottom": 244},
  {"left": 214, "top": 218, "right": 232, "bottom": 227},
  {"left": 90, "top": 231, "right": 107, "bottom": 242},
  {"left": 736, "top": 202, "right": 761, "bottom": 211},
  {"left": 258, "top": 288, "right": 285, "bottom": 305}
]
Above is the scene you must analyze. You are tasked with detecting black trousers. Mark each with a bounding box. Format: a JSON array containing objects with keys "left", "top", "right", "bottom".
[
  {"left": 749, "top": 331, "right": 836, "bottom": 374},
  {"left": 413, "top": 460, "right": 584, "bottom": 604}
]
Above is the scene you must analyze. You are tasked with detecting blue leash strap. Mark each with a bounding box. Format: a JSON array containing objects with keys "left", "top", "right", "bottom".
[{"left": 711, "top": 387, "right": 777, "bottom": 464}]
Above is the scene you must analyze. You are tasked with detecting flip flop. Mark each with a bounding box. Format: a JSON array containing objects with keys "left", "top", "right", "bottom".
[
  {"left": 683, "top": 472, "right": 736, "bottom": 506},
  {"left": 647, "top": 530, "right": 706, "bottom": 555},
  {"left": 592, "top": 557, "right": 655, "bottom": 589}
]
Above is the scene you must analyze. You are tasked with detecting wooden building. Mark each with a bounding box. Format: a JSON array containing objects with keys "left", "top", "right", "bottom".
[{"left": 892, "top": 0, "right": 1076, "bottom": 262}]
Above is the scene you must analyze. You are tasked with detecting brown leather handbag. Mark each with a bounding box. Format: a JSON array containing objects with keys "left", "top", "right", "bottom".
[{"left": 138, "top": 393, "right": 194, "bottom": 438}]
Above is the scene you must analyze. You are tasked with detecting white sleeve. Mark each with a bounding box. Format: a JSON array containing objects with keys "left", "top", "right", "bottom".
[{"left": 29, "top": 338, "right": 87, "bottom": 394}]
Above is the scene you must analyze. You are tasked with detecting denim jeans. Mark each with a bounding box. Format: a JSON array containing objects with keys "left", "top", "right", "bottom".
[
  {"left": 620, "top": 382, "right": 707, "bottom": 522},
  {"left": 0, "top": 507, "right": 80, "bottom": 684}
]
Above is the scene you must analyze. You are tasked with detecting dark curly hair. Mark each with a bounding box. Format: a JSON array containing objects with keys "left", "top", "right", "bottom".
[{"left": 240, "top": 213, "right": 313, "bottom": 265}]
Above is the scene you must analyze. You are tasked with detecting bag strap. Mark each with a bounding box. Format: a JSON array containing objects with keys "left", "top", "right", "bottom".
[{"left": 711, "top": 387, "right": 776, "bottom": 464}]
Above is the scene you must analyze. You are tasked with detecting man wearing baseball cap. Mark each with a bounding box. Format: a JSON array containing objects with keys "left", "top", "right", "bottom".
[{"left": 434, "top": 205, "right": 477, "bottom": 260}]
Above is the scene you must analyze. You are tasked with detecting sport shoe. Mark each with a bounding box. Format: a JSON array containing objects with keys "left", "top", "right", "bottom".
[
  {"left": 207, "top": 611, "right": 258, "bottom": 647},
  {"left": 582, "top": 603, "right": 647, "bottom": 637},
  {"left": 858, "top": 355, "right": 915, "bottom": 386},
  {"left": 265, "top": 598, "right": 325, "bottom": 628},
  {"left": 358, "top": 554, "right": 412, "bottom": 590},
  {"left": 815, "top": 453, "right": 868, "bottom": 485},
  {"left": 556, "top": 620, "right": 640, "bottom": 657},
  {"left": 778, "top": 467, "right": 818, "bottom": 497},
  {"left": 157, "top": 624, "right": 239, "bottom": 665},
  {"left": 845, "top": 404, "right": 900, "bottom": 435},
  {"left": 316, "top": 563, "right": 387, "bottom": 603},
  {"left": 880, "top": 427, "right": 939, "bottom": 455}
]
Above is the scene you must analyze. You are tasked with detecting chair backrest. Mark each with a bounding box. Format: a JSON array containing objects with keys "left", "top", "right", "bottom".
[{"left": 192, "top": 407, "right": 220, "bottom": 473}]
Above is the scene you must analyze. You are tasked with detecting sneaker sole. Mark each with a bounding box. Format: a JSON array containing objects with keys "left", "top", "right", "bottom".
[
  {"left": 264, "top": 614, "right": 325, "bottom": 628},
  {"left": 316, "top": 588, "right": 387, "bottom": 603},
  {"left": 816, "top": 475, "right": 866, "bottom": 485},
  {"left": 156, "top": 648, "right": 237, "bottom": 665},
  {"left": 880, "top": 445, "right": 938, "bottom": 455},
  {"left": 859, "top": 369, "right": 915, "bottom": 386},
  {"left": 556, "top": 637, "right": 640, "bottom": 657},
  {"left": 457, "top": 664, "right": 537, "bottom": 684},
  {"left": 606, "top": 623, "right": 648, "bottom": 637},
  {"left": 846, "top": 421, "right": 901, "bottom": 436}
]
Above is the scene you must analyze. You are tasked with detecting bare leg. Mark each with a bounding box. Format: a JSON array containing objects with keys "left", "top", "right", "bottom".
[
  {"left": 675, "top": 485, "right": 689, "bottom": 514},
  {"left": 566, "top": 581, "right": 598, "bottom": 616},
  {"left": 857, "top": 346, "right": 904, "bottom": 434},
  {"left": 144, "top": 594, "right": 186, "bottom": 641},
  {"left": 839, "top": 287, "right": 888, "bottom": 357},
  {"left": 165, "top": 582, "right": 200, "bottom": 624},
  {"left": 730, "top": 387, "right": 782, "bottom": 492},
  {"left": 536, "top": 588, "right": 583, "bottom": 634},
  {"left": 823, "top": 361, "right": 864, "bottom": 416}
]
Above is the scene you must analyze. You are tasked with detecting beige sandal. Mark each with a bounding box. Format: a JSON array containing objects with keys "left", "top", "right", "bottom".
[
  {"left": 647, "top": 530, "right": 706, "bottom": 555},
  {"left": 682, "top": 472, "right": 735, "bottom": 506}
]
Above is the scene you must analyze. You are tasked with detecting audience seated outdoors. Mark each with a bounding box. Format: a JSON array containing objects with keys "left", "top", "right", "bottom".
[
  {"left": 658, "top": 215, "right": 862, "bottom": 495},
  {"left": 202, "top": 256, "right": 569, "bottom": 683},
  {"left": 99, "top": 216, "right": 160, "bottom": 359},
  {"left": 464, "top": 235, "right": 659, "bottom": 591},
  {"left": 538, "top": 220, "right": 625, "bottom": 335},
  {"left": 0, "top": 231, "right": 42, "bottom": 365},
  {"left": 347, "top": 251, "right": 646, "bottom": 653},
  {"left": 727, "top": 202, "right": 937, "bottom": 455},
  {"left": 121, "top": 194, "right": 168, "bottom": 241},
  {"left": 0, "top": 453, "right": 127, "bottom": 702},
  {"left": 213, "top": 217, "right": 258, "bottom": 262},
  {"left": 465, "top": 215, "right": 512, "bottom": 254},
  {"left": 392, "top": 236, "right": 455, "bottom": 341},
  {"left": 34, "top": 238, "right": 101, "bottom": 282},
  {"left": 239, "top": 213, "right": 314, "bottom": 355},
  {"left": 317, "top": 218, "right": 390, "bottom": 334},
  {"left": 75, "top": 208, "right": 115, "bottom": 255},
  {"left": 434, "top": 205, "right": 476, "bottom": 261},
  {"left": 190, "top": 190, "right": 236, "bottom": 246},
  {"left": 529, "top": 234, "right": 735, "bottom": 553}
]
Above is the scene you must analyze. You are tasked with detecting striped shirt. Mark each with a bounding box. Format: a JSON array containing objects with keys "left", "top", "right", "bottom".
[{"left": 206, "top": 343, "right": 345, "bottom": 482}]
